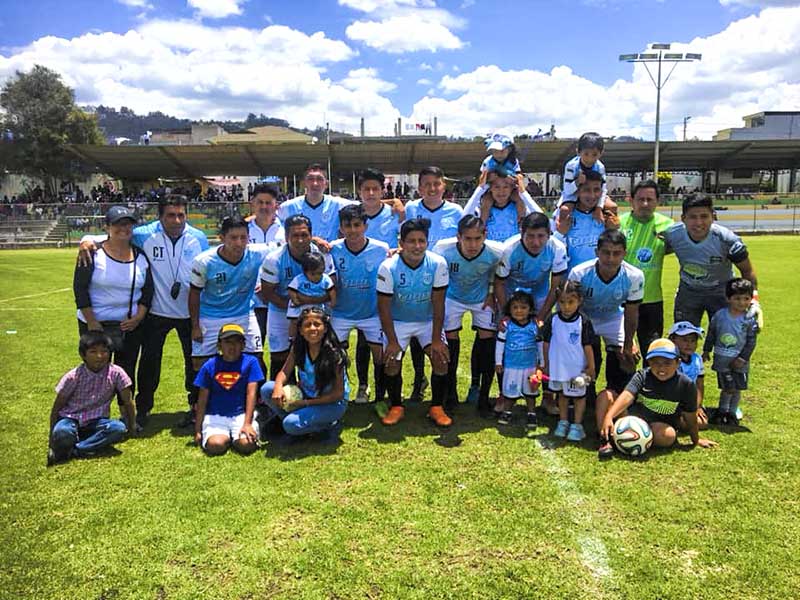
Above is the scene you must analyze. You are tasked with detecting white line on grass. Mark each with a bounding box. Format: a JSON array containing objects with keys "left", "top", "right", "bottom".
[
  {"left": 0, "top": 287, "right": 71, "bottom": 303},
  {"left": 533, "top": 439, "right": 612, "bottom": 582},
  {"left": 0, "top": 307, "right": 69, "bottom": 311}
]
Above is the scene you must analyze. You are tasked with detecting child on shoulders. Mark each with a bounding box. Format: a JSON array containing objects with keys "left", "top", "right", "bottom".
[{"left": 558, "top": 132, "right": 607, "bottom": 224}]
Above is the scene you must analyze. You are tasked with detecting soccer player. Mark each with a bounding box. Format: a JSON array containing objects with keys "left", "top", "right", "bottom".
[
  {"left": 567, "top": 229, "right": 645, "bottom": 427},
  {"left": 330, "top": 205, "right": 390, "bottom": 404},
  {"left": 432, "top": 215, "right": 504, "bottom": 415},
  {"left": 260, "top": 214, "right": 335, "bottom": 380},
  {"left": 277, "top": 164, "right": 358, "bottom": 246},
  {"left": 618, "top": 180, "right": 674, "bottom": 351},
  {"left": 554, "top": 170, "right": 609, "bottom": 272},
  {"left": 358, "top": 168, "right": 403, "bottom": 249},
  {"left": 377, "top": 218, "right": 451, "bottom": 427},
  {"left": 662, "top": 194, "right": 759, "bottom": 327}
]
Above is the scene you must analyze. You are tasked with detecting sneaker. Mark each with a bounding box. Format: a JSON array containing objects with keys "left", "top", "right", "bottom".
[
  {"left": 465, "top": 385, "right": 480, "bottom": 405},
  {"left": 728, "top": 413, "right": 740, "bottom": 427},
  {"left": 374, "top": 400, "right": 390, "bottom": 419},
  {"left": 354, "top": 385, "right": 370, "bottom": 404},
  {"left": 46, "top": 446, "right": 57, "bottom": 467},
  {"left": 709, "top": 410, "right": 722, "bottom": 425},
  {"left": 598, "top": 440, "right": 614, "bottom": 459},
  {"left": 381, "top": 405, "right": 405, "bottom": 426},
  {"left": 497, "top": 411, "right": 513, "bottom": 425},
  {"left": 408, "top": 377, "right": 429, "bottom": 403},
  {"left": 525, "top": 412, "right": 538, "bottom": 430},
  {"left": 428, "top": 405, "right": 452, "bottom": 427},
  {"left": 553, "top": 419, "right": 570, "bottom": 438},
  {"left": 735, "top": 407, "right": 744, "bottom": 421},
  {"left": 567, "top": 423, "right": 586, "bottom": 442}
]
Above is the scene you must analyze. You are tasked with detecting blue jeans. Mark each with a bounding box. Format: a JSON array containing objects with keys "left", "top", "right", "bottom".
[
  {"left": 260, "top": 382, "right": 346, "bottom": 435},
  {"left": 50, "top": 417, "right": 128, "bottom": 459}
]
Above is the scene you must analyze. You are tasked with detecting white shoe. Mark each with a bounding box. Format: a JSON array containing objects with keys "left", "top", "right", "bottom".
[{"left": 354, "top": 385, "right": 370, "bottom": 404}]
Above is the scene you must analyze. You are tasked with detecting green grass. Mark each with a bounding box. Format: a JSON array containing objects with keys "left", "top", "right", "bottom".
[{"left": 1, "top": 238, "right": 799, "bottom": 599}]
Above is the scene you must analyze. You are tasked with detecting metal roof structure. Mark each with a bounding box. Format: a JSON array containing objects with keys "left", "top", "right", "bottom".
[{"left": 56, "top": 138, "right": 800, "bottom": 180}]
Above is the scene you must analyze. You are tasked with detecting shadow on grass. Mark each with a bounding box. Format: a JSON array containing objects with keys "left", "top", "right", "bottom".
[{"left": 132, "top": 411, "right": 187, "bottom": 439}]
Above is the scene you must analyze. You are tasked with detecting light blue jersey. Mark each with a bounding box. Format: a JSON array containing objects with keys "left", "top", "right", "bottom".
[
  {"left": 403, "top": 200, "right": 464, "bottom": 245},
  {"left": 190, "top": 245, "right": 271, "bottom": 319},
  {"left": 260, "top": 243, "right": 335, "bottom": 312},
  {"left": 277, "top": 195, "right": 357, "bottom": 242},
  {"left": 567, "top": 259, "right": 645, "bottom": 323},
  {"left": 431, "top": 238, "right": 504, "bottom": 305},
  {"left": 330, "top": 238, "right": 390, "bottom": 320},
  {"left": 496, "top": 236, "right": 568, "bottom": 307},
  {"left": 679, "top": 353, "right": 705, "bottom": 383},
  {"left": 288, "top": 272, "right": 334, "bottom": 313},
  {"left": 298, "top": 352, "right": 350, "bottom": 401},
  {"left": 364, "top": 205, "right": 400, "bottom": 248},
  {"left": 559, "top": 155, "right": 607, "bottom": 206},
  {"left": 480, "top": 155, "right": 521, "bottom": 175},
  {"left": 555, "top": 207, "right": 606, "bottom": 271},
  {"left": 497, "top": 319, "right": 539, "bottom": 370},
  {"left": 376, "top": 251, "right": 449, "bottom": 322}
]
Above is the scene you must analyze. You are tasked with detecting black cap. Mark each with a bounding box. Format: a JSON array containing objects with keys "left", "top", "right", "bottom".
[{"left": 105, "top": 205, "right": 136, "bottom": 225}]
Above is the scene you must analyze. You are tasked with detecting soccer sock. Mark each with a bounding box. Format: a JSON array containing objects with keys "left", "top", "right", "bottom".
[
  {"left": 355, "top": 332, "right": 370, "bottom": 388},
  {"left": 430, "top": 373, "right": 449, "bottom": 407},
  {"left": 385, "top": 373, "right": 403, "bottom": 407},
  {"left": 476, "top": 337, "right": 496, "bottom": 404},
  {"left": 410, "top": 338, "right": 425, "bottom": 383},
  {"left": 447, "top": 337, "right": 461, "bottom": 403},
  {"left": 718, "top": 391, "right": 732, "bottom": 414},
  {"left": 729, "top": 390, "right": 742, "bottom": 414},
  {"left": 373, "top": 363, "right": 385, "bottom": 403},
  {"left": 470, "top": 335, "right": 480, "bottom": 387}
]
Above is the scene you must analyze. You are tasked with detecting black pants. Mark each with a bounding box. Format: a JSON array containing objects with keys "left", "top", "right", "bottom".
[
  {"left": 637, "top": 301, "right": 664, "bottom": 354},
  {"left": 591, "top": 338, "right": 632, "bottom": 394},
  {"left": 78, "top": 319, "right": 144, "bottom": 397},
  {"left": 135, "top": 314, "right": 195, "bottom": 415}
]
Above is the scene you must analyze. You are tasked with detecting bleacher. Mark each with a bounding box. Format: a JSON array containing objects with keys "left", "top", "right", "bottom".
[{"left": 0, "top": 220, "right": 61, "bottom": 248}]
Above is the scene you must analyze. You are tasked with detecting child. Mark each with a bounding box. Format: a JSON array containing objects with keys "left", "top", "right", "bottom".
[
  {"left": 598, "top": 338, "right": 717, "bottom": 458},
  {"left": 558, "top": 132, "right": 607, "bottom": 224},
  {"left": 194, "top": 324, "right": 264, "bottom": 455},
  {"left": 495, "top": 290, "right": 541, "bottom": 429},
  {"left": 48, "top": 331, "right": 134, "bottom": 465},
  {"left": 261, "top": 307, "right": 350, "bottom": 436},
  {"left": 480, "top": 133, "right": 521, "bottom": 180},
  {"left": 668, "top": 321, "right": 707, "bottom": 427},
  {"left": 287, "top": 250, "right": 336, "bottom": 337},
  {"left": 702, "top": 278, "right": 758, "bottom": 426},
  {"left": 540, "top": 281, "right": 596, "bottom": 442}
]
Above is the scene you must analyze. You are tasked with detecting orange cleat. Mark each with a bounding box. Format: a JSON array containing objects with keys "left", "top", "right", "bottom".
[
  {"left": 428, "top": 405, "right": 452, "bottom": 427},
  {"left": 381, "top": 405, "right": 405, "bottom": 426}
]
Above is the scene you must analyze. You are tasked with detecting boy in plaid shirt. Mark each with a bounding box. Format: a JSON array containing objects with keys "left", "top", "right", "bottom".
[{"left": 48, "top": 331, "right": 135, "bottom": 465}]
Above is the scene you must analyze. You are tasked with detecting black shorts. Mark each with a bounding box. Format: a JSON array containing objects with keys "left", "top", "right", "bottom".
[
  {"left": 716, "top": 370, "right": 748, "bottom": 391},
  {"left": 637, "top": 301, "right": 664, "bottom": 352}
]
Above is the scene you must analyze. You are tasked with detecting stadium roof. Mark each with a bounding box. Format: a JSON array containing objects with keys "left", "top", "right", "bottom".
[{"left": 59, "top": 138, "right": 800, "bottom": 180}]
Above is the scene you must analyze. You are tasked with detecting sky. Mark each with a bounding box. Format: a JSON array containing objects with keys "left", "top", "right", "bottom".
[{"left": 1, "top": 0, "right": 799, "bottom": 140}]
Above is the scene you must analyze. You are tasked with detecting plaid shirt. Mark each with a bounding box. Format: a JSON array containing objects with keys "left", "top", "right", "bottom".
[{"left": 55, "top": 364, "right": 132, "bottom": 426}]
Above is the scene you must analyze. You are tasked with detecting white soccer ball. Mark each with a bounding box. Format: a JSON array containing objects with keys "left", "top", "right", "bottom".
[
  {"left": 282, "top": 384, "right": 305, "bottom": 412},
  {"left": 612, "top": 416, "right": 654, "bottom": 456}
]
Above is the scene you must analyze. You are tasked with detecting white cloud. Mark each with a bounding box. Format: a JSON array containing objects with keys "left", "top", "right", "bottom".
[
  {"left": 419, "top": 62, "right": 433, "bottom": 71},
  {"left": 416, "top": 78, "right": 432, "bottom": 85},
  {"left": 116, "top": 0, "right": 152, "bottom": 7},
  {"left": 188, "top": 0, "right": 244, "bottom": 19},
  {"left": 340, "top": 67, "right": 397, "bottom": 92},
  {"left": 346, "top": 16, "right": 464, "bottom": 53},
  {"left": 720, "top": 0, "right": 800, "bottom": 6}
]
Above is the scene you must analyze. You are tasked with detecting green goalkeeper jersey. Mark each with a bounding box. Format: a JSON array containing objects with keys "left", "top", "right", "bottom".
[{"left": 618, "top": 211, "right": 674, "bottom": 304}]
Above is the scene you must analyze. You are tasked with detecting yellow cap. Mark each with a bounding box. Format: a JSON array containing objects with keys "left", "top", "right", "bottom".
[{"left": 218, "top": 323, "right": 245, "bottom": 340}]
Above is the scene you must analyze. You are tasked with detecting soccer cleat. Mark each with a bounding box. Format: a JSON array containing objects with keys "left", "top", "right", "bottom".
[
  {"left": 497, "top": 411, "right": 513, "bottom": 426},
  {"left": 525, "top": 412, "right": 538, "bottom": 430},
  {"left": 728, "top": 413, "right": 740, "bottom": 427},
  {"left": 354, "top": 385, "right": 371, "bottom": 404},
  {"left": 553, "top": 420, "right": 570, "bottom": 438},
  {"left": 381, "top": 405, "right": 405, "bottom": 426},
  {"left": 465, "top": 385, "right": 480, "bottom": 405},
  {"left": 598, "top": 440, "right": 614, "bottom": 459},
  {"left": 567, "top": 423, "right": 586, "bottom": 442},
  {"left": 46, "top": 447, "right": 57, "bottom": 467},
  {"left": 428, "top": 405, "right": 452, "bottom": 427},
  {"left": 408, "top": 377, "right": 429, "bottom": 403}
]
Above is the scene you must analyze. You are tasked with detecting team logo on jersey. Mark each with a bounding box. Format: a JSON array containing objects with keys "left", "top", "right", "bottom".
[
  {"left": 613, "top": 289, "right": 624, "bottom": 300},
  {"left": 720, "top": 333, "right": 738, "bottom": 348},
  {"left": 569, "top": 331, "right": 580, "bottom": 345},
  {"left": 682, "top": 263, "right": 708, "bottom": 280},
  {"left": 636, "top": 248, "right": 653, "bottom": 263},
  {"left": 422, "top": 272, "right": 433, "bottom": 285},
  {"left": 322, "top": 210, "right": 332, "bottom": 223},
  {"left": 214, "top": 371, "right": 241, "bottom": 390}
]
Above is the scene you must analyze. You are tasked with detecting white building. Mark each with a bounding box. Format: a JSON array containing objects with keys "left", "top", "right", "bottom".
[{"left": 713, "top": 111, "right": 800, "bottom": 141}]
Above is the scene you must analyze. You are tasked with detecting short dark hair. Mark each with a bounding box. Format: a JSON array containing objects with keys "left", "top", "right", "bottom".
[
  {"left": 158, "top": 194, "right": 188, "bottom": 217},
  {"left": 457, "top": 214, "right": 485, "bottom": 234},
  {"left": 520, "top": 212, "right": 551, "bottom": 234},
  {"left": 304, "top": 163, "right": 327, "bottom": 177},
  {"left": 577, "top": 132, "right": 604, "bottom": 153},
  {"left": 251, "top": 183, "right": 279, "bottom": 199},
  {"left": 578, "top": 170, "right": 604, "bottom": 187},
  {"left": 79, "top": 331, "right": 113, "bottom": 357},
  {"left": 218, "top": 215, "right": 248, "bottom": 236},
  {"left": 418, "top": 166, "right": 445, "bottom": 180},
  {"left": 300, "top": 250, "right": 326, "bottom": 273},
  {"left": 632, "top": 179, "right": 659, "bottom": 199},
  {"left": 357, "top": 168, "right": 385, "bottom": 188},
  {"left": 284, "top": 213, "right": 313, "bottom": 235},
  {"left": 400, "top": 217, "right": 430, "bottom": 241},
  {"left": 556, "top": 280, "right": 584, "bottom": 300},
  {"left": 506, "top": 289, "right": 534, "bottom": 314},
  {"left": 596, "top": 228, "right": 627, "bottom": 251},
  {"left": 682, "top": 193, "right": 714, "bottom": 215},
  {"left": 725, "top": 277, "right": 753, "bottom": 298},
  {"left": 339, "top": 204, "right": 365, "bottom": 225}
]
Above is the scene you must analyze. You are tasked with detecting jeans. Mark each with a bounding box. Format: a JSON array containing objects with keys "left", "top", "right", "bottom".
[
  {"left": 260, "top": 382, "right": 346, "bottom": 435},
  {"left": 50, "top": 417, "right": 128, "bottom": 459}
]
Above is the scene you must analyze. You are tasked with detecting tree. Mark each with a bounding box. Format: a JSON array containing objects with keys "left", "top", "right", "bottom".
[
  {"left": 657, "top": 171, "right": 673, "bottom": 194},
  {"left": 0, "top": 65, "right": 104, "bottom": 199}
]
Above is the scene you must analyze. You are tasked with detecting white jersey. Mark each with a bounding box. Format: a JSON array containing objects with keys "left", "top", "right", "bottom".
[
  {"left": 248, "top": 218, "right": 285, "bottom": 308},
  {"left": 539, "top": 311, "right": 595, "bottom": 382}
]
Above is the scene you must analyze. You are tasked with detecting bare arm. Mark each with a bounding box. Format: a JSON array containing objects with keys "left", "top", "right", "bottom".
[
  {"left": 261, "top": 281, "right": 288, "bottom": 310},
  {"left": 117, "top": 387, "right": 135, "bottom": 433},
  {"left": 583, "top": 344, "right": 596, "bottom": 380},
  {"left": 49, "top": 393, "right": 70, "bottom": 430},
  {"left": 305, "top": 366, "right": 345, "bottom": 406},
  {"left": 536, "top": 272, "right": 564, "bottom": 323},
  {"left": 622, "top": 302, "right": 639, "bottom": 356},
  {"left": 194, "top": 387, "right": 208, "bottom": 445},
  {"left": 734, "top": 257, "right": 757, "bottom": 289},
  {"left": 189, "top": 286, "right": 202, "bottom": 342}
]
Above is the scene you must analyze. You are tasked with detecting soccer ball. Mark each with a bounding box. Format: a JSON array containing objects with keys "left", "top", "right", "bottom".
[
  {"left": 612, "top": 416, "right": 653, "bottom": 456},
  {"left": 282, "top": 384, "right": 305, "bottom": 412}
]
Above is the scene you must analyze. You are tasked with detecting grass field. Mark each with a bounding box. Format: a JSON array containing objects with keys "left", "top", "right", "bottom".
[{"left": 1, "top": 238, "right": 799, "bottom": 599}]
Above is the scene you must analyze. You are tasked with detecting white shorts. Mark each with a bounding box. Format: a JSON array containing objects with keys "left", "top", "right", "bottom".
[
  {"left": 331, "top": 315, "right": 383, "bottom": 345},
  {"left": 592, "top": 316, "right": 624, "bottom": 348},
  {"left": 501, "top": 367, "right": 540, "bottom": 399},
  {"left": 548, "top": 379, "right": 587, "bottom": 398},
  {"left": 267, "top": 308, "right": 290, "bottom": 353},
  {"left": 192, "top": 313, "right": 262, "bottom": 357},
  {"left": 444, "top": 298, "right": 496, "bottom": 332},
  {"left": 383, "top": 321, "right": 445, "bottom": 353},
  {"left": 201, "top": 412, "right": 261, "bottom": 447}
]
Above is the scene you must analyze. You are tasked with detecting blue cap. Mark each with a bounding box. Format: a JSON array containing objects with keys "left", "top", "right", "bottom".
[
  {"left": 485, "top": 133, "right": 514, "bottom": 151},
  {"left": 668, "top": 321, "right": 705, "bottom": 337},
  {"left": 105, "top": 205, "right": 136, "bottom": 225}
]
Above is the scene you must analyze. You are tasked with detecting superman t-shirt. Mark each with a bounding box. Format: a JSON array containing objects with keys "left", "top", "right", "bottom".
[{"left": 194, "top": 354, "right": 264, "bottom": 417}]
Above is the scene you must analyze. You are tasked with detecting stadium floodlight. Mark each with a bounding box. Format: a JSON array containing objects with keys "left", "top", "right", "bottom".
[{"left": 618, "top": 44, "right": 702, "bottom": 176}]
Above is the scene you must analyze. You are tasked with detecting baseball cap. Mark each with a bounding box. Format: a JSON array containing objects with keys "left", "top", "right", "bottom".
[
  {"left": 105, "top": 205, "right": 136, "bottom": 225},
  {"left": 218, "top": 323, "right": 245, "bottom": 341},
  {"left": 668, "top": 321, "right": 705, "bottom": 337},
  {"left": 646, "top": 338, "right": 679, "bottom": 360},
  {"left": 486, "top": 133, "right": 513, "bottom": 151}
]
